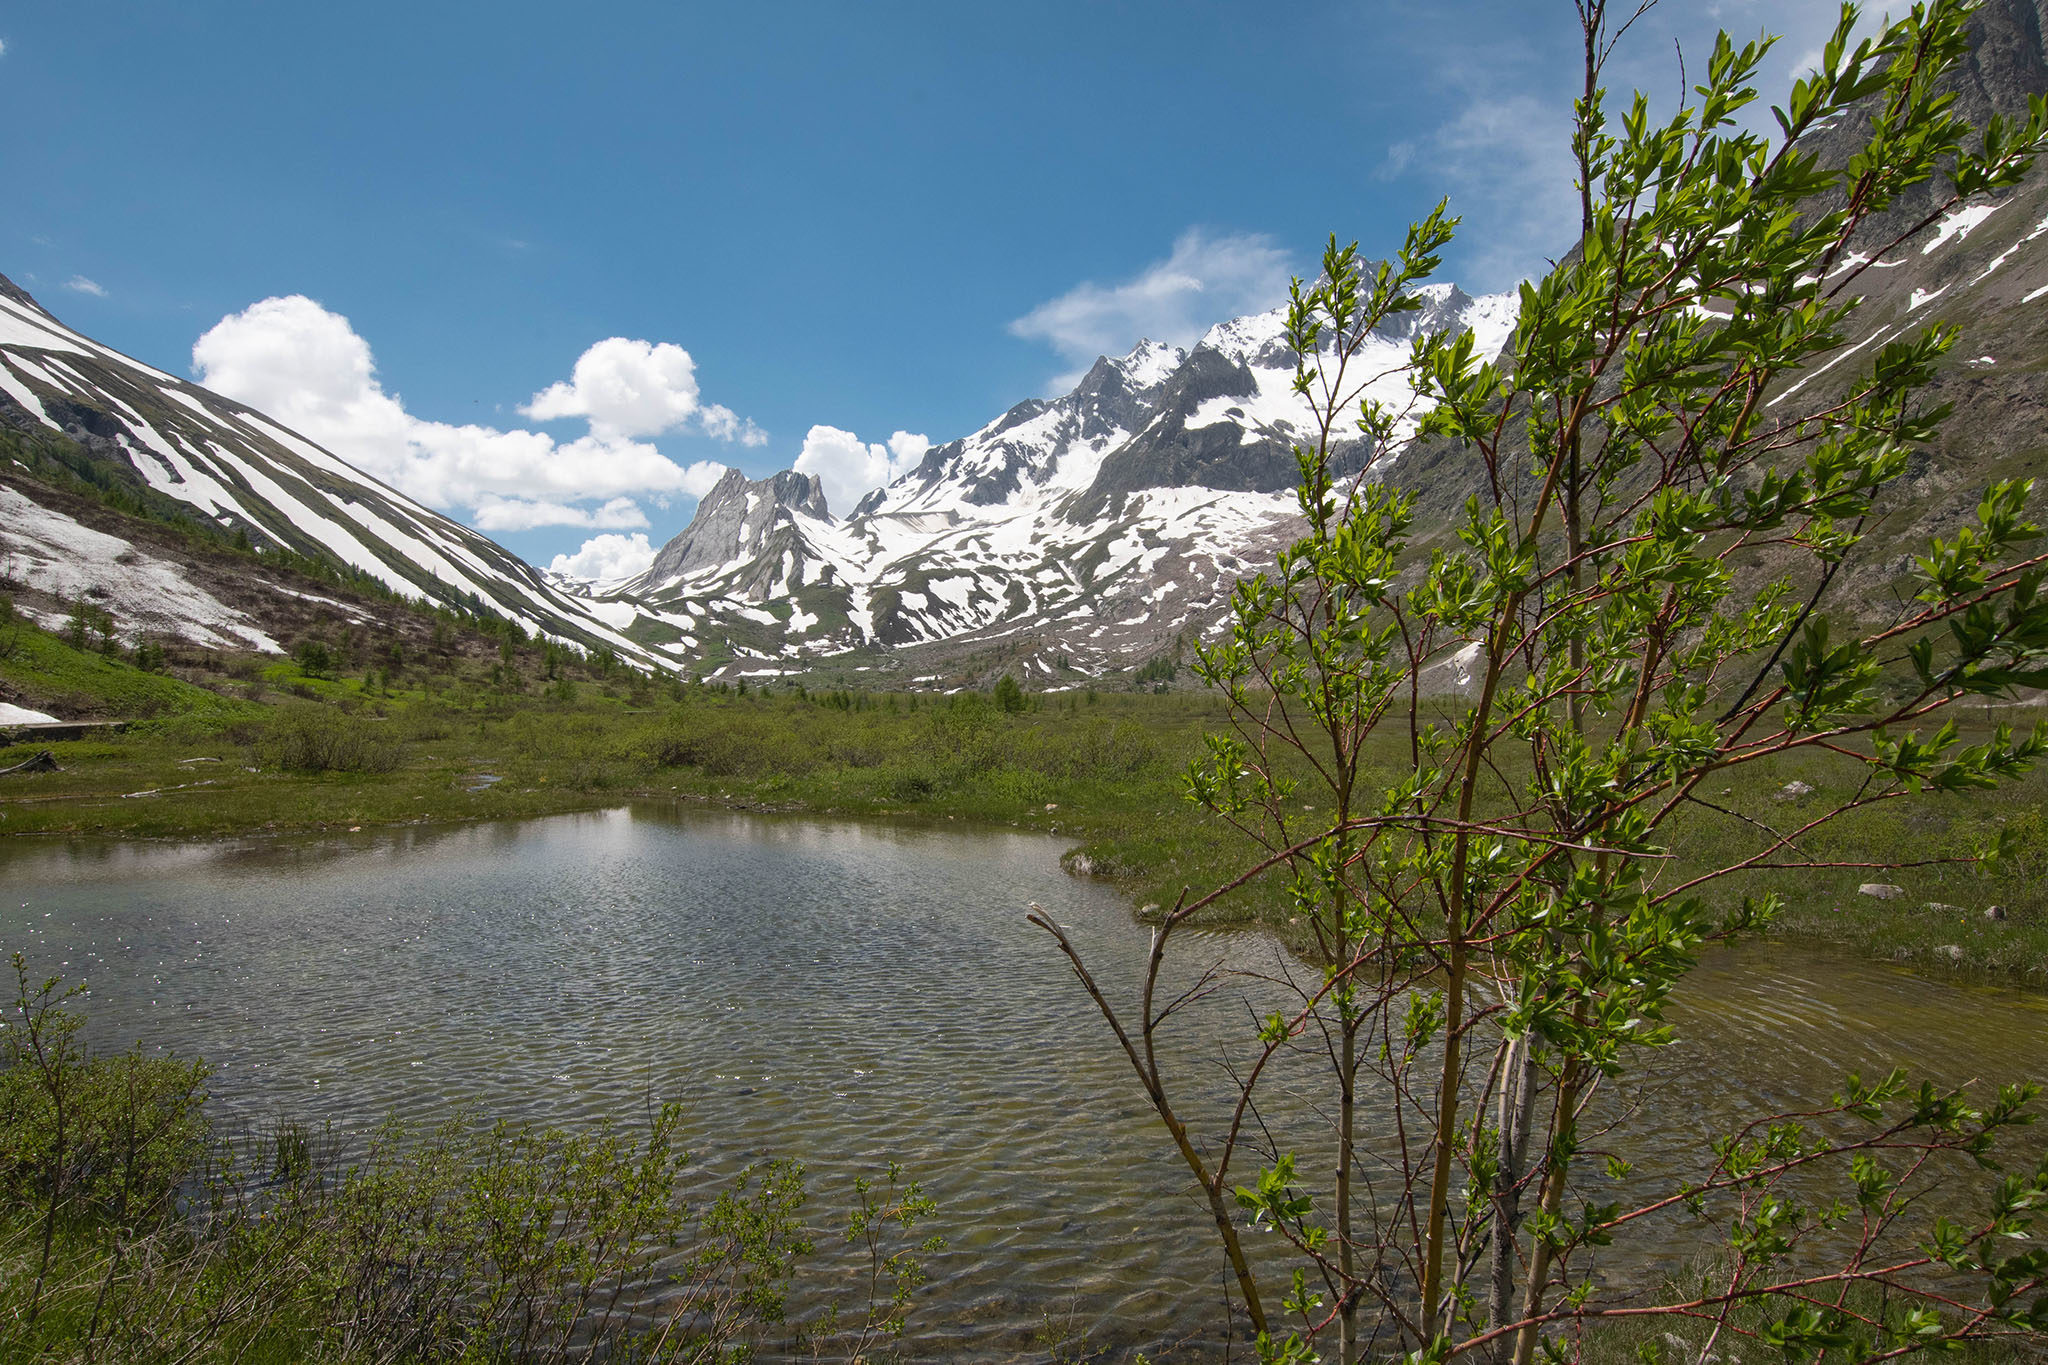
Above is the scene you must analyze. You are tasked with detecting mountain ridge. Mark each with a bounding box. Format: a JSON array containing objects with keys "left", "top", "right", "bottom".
[
  {"left": 0, "top": 272, "right": 662, "bottom": 666},
  {"left": 7, "top": 0, "right": 2048, "bottom": 692}
]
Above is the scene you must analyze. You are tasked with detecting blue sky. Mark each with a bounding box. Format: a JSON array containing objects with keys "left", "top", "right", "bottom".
[{"left": 1, "top": 1, "right": 1847, "bottom": 578}]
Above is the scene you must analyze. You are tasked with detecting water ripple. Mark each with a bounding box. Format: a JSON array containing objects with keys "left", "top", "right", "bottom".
[{"left": 2, "top": 805, "right": 2042, "bottom": 1359}]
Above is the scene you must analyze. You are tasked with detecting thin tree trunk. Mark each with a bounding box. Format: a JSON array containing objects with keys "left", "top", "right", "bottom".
[
  {"left": 1487, "top": 1033, "right": 1540, "bottom": 1360},
  {"left": 1498, "top": 7, "right": 1600, "bottom": 1338},
  {"left": 1338, "top": 1018, "right": 1359, "bottom": 1363},
  {"left": 1419, "top": 627, "right": 1512, "bottom": 1338},
  {"left": 1512, "top": 1065, "right": 1584, "bottom": 1365}
]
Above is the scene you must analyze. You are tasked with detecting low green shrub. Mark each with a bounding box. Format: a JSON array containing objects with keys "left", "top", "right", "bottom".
[
  {"left": 921, "top": 695, "right": 1010, "bottom": 775},
  {"left": 978, "top": 764, "right": 1051, "bottom": 806},
  {"left": 1040, "top": 717, "right": 1157, "bottom": 779},
  {"left": 0, "top": 962, "right": 942, "bottom": 1364},
  {"left": 885, "top": 768, "right": 938, "bottom": 802},
  {"left": 260, "top": 703, "right": 401, "bottom": 774},
  {"left": 561, "top": 756, "right": 632, "bottom": 790},
  {"left": 0, "top": 961, "right": 210, "bottom": 1228},
  {"left": 643, "top": 710, "right": 818, "bottom": 777},
  {"left": 394, "top": 699, "right": 457, "bottom": 742}
]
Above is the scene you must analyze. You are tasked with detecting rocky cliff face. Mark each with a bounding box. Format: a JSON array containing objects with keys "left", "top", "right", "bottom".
[{"left": 633, "top": 467, "right": 830, "bottom": 591}]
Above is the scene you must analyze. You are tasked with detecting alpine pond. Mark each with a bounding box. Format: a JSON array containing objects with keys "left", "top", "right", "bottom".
[{"left": 2, "top": 805, "right": 2043, "bottom": 1358}]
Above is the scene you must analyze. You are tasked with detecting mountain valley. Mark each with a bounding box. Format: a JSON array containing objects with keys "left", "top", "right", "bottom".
[{"left": 6, "top": 0, "right": 2048, "bottom": 697}]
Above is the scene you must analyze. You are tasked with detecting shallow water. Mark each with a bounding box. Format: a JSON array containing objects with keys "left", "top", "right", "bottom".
[{"left": 1, "top": 804, "right": 2042, "bottom": 1359}]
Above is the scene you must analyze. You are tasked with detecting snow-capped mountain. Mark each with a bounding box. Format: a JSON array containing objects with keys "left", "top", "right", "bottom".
[
  {"left": 5, "top": 0, "right": 2042, "bottom": 690},
  {"left": 598, "top": 0, "right": 2048, "bottom": 688},
  {"left": 606, "top": 286, "right": 1519, "bottom": 683},
  {"left": 0, "top": 272, "right": 659, "bottom": 664}
]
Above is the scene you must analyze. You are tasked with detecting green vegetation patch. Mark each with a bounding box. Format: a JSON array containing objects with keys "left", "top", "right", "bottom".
[
  {"left": 0, "top": 608, "right": 251, "bottom": 725},
  {"left": 0, "top": 959, "right": 942, "bottom": 1363}
]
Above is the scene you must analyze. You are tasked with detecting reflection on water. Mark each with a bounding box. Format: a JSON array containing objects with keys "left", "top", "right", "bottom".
[{"left": 1, "top": 805, "right": 2043, "bottom": 1359}]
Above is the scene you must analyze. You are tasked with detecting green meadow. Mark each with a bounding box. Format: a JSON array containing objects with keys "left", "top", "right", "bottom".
[{"left": 4, "top": 604, "right": 2041, "bottom": 980}]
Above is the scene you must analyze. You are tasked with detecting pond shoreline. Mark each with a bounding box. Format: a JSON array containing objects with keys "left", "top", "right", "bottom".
[{"left": 5, "top": 772, "right": 2044, "bottom": 991}]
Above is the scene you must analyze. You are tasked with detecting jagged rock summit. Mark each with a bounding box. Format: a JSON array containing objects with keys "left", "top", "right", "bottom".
[
  {"left": 638, "top": 468, "right": 829, "bottom": 585},
  {"left": 600, "top": 286, "right": 1519, "bottom": 684}
]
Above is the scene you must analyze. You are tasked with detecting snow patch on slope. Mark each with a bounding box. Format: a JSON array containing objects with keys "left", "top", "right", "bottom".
[
  {"left": 1923, "top": 203, "right": 2001, "bottom": 254},
  {"left": 0, "top": 484, "right": 280, "bottom": 651}
]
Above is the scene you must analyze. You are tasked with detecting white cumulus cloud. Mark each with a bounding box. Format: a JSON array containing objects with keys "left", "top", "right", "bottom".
[
  {"left": 548, "top": 532, "right": 658, "bottom": 584},
  {"left": 471, "top": 495, "right": 650, "bottom": 533},
  {"left": 699, "top": 402, "right": 768, "bottom": 446},
  {"left": 673, "top": 460, "right": 732, "bottom": 498},
  {"left": 518, "top": 338, "right": 766, "bottom": 446},
  {"left": 522, "top": 337, "right": 699, "bottom": 439},
  {"left": 1010, "top": 230, "right": 1294, "bottom": 377},
  {"left": 192, "top": 296, "right": 736, "bottom": 532},
  {"left": 792, "top": 426, "right": 930, "bottom": 518},
  {"left": 63, "top": 276, "right": 106, "bottom": 297}
]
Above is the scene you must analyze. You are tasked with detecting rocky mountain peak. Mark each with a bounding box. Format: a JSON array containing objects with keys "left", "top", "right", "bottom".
[
  {"left": 628, "top": 466, "right": 830, "bottom": 593},
  {"left": 715, "top": 466, "right": 828, "bottom": 521},
  {"left": 1112, "top": 338, "right": 1187, "bottom": 387},
  {"left": 846, "top": 334, "right": 1198, "bottom": 521},
  {"left": 1197, "top": 307, "right": 1293, "bottom": 369},
  {"left": 0, "top": 270, "right": 46, "bottom": 314}
]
